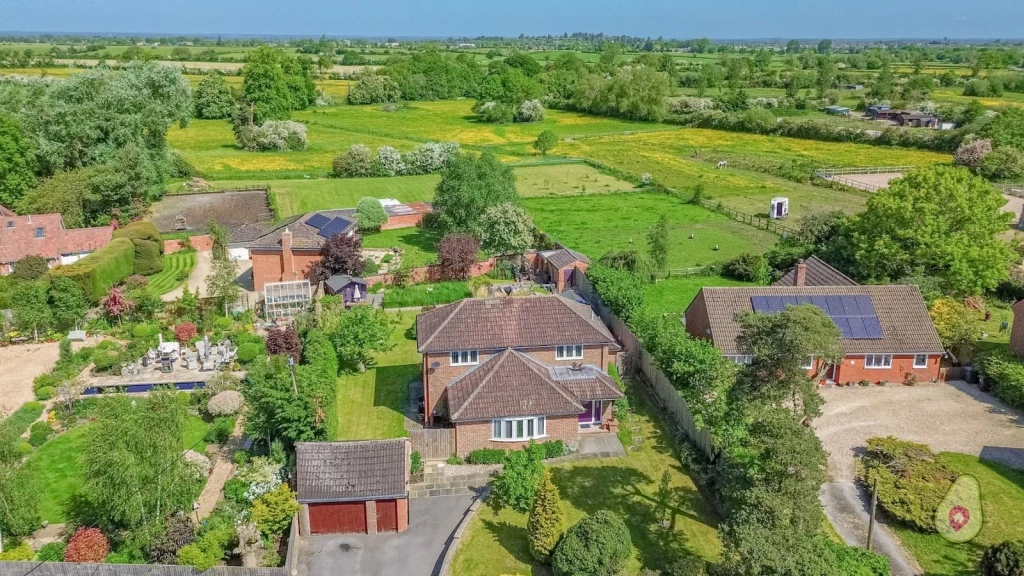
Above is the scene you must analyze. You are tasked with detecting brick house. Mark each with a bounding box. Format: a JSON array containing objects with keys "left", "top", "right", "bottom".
[
  {"left": 0, "top": 210, "right": 113, "bottom": 275},
  {"left": 684, "top": 285, "right": 945, "bottom": 384},
  {"left": 774, "top": 256, "right": 857, "bottom": 287},
  {"left": 248, "top": 203, "right": 432, "bottom": 291},
  {"left": 416, "top": 296, "right": 623, "bottom": 456},
  {"left": 535, "top": 248, "right": 590, "bottom": 292},
  {"left": 295, "top": 439, "right": 410, "bottom": 535}
]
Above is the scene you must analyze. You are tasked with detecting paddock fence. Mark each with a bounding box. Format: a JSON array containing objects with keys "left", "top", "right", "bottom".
[
  {"left": 165, "top": 185, "right": 270, "bottom": 196},
  {"left": 698, "top": 200, "right": 798, "bottom": 236},
  {"left": 411, "top": 428, "right": 457, "bottom": 460},
  {"left": 575, "top": 273, "right": 717, "bottom": 460},
  {"left": 812, "top": 166, "right": 914, "bottom": 178}
]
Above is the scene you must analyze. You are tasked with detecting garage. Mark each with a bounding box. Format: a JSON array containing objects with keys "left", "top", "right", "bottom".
[{"left": 297, "top": 439, "right": 411, "bottom": 536}]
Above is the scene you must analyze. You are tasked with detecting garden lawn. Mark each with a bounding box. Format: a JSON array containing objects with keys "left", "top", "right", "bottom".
[
  {"left": 25, "top": 415, "right": 213, "bottom": 524},
  {"left": 381, "top": 282, "right": 471, "bottom": 308},
  {"left": 336, "top": 312, "right": 420, "bottom": 441},
  {"left": 362, "top": 227, "right": 442, "bottom": 269},
  {"left": 451, "top": 389, "right": 721, "bottom": 575},
  {"left": 523, "top": 192, "right": 777, "bottom": 269},
  {"left": 892, "top": 453, "right": 1024, "bottom": 576},
  {"left": 146, "top": 252, "right": 198, "bottom": 296},
  {"left": 643, "top": 275, "right": 755, "bottom": 316}
]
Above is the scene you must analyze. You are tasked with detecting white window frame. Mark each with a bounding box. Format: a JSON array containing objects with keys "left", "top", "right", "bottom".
[
  {"left": 450, "top": 350, "right": 479, "bottom": 366},
  {"left": 491, "top": 416, "right": 547, "bottom": 441},
  {"left": 801, "top": 355, "right": 815, "bottom": 370},
  {"left": 913, "top": 354, "right": 928, "bottom": 368},
  {"left": 727, "top": 355, "right": 753, "bottom": 365},
  {"left": 556, "top": 345, "right": 584, "bottom": 360},
  {"left": 864, "top": 354, "right": 893, "bottom": 369}
]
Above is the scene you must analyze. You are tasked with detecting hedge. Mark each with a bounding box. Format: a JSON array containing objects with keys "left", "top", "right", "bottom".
[
  {"left": 858, "top": 437, "right": 956, "bottom": 531},
  {"left": 51, "top": 237, "right": 135, "bottom": 302},
  {"left": 979, "top": 350, "right": 1024, "bottom": 410},
  {"left": 113, "top": 221, "right": 165, "bottom": 276}
]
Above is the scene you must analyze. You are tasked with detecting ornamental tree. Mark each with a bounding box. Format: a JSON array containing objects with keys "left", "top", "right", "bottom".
[
  {"left": 480, "top": 203, "right": 533, "bottom": 256},
  {"left": 551, "top": 511, "right": 632, "bottom": 576},
  {"left": 929, "top": 298, "right": 982, "bottom": 356},
  {"left": 64, "top": 527, "right": 110, "bottom": 563},
  {"left": 174, "top": 322, "right": 197, "bottom": 344},
  {"left": 437, "top": 234, "right": 480, "bottom": 280},
  {"left": 266, "top": 325, "right": 303, "bottom": 360},
  {"left": 355, "top": 196, "right": 389, "bottom": 231},
  {"left": 252, "top": 484, "right": 301, "bottom": 536},
  {"left": 101, "top": 286, "right": 135, "bottom": 323},
  {"left": 492, "top": 443, "right": 545, "bottom": 513},
  {"left": 838, "top": 166, "right": 1015, "bottom": 296},
  {"left": 528, "top": 469, "right": 564, "bottom": 563},
  {"left": 328, "top": 306, "right": 395, "bottom": 372},
  {"left": 312, "top": 231, "right": 364, "bottom": 281}
]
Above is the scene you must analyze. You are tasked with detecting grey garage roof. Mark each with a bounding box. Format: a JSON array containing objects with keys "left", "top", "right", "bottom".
[{"left": 296, "top": 439, "right": 408, "bottom": 503}]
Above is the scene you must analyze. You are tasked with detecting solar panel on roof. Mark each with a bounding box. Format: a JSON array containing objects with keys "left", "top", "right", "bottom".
[
  {"left": 749, "top": 293, "right": 883, "bottom": 340},
  {"left": 317, "top": 217, "right": 352, "bottom": 238},
  {"left": 306, "top": 213, "right": 330, "bottom": 229}
]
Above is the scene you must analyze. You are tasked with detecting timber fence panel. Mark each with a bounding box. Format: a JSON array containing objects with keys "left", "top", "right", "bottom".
[{"left": 410, "top": 428, "right": 456, "bottom": 460}]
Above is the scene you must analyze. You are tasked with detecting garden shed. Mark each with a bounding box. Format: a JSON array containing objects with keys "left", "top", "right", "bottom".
[
  {"left": 324, "top": 274, "right": 368, "bottom": 304},
  {"left": 296, "top": 439, "right": 411, "bottom": 535}
]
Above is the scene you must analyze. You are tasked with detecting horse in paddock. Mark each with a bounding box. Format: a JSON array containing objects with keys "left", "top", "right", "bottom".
[{"left": 717, "top": 160, "right": 728, "bottom": 169}]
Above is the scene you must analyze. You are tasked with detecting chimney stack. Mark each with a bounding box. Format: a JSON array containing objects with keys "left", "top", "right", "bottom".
[
  {"left": 795, "top": 259, "right": 807, "bottom": 287},
  {"left": 281, "top": 228, "right": 296, "bottom": 281}
]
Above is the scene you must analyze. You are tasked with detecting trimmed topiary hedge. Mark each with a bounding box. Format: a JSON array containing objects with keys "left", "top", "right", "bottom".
[
  {"left": 51, "top": 237, "right": 135, "bottom": 302},
  {"left": 113, "top": 221, "right": 165, "bottom": 276},
  {"left": 552, "top": 510, "right": 632, "bottom": 576},
  {"left": 467, "top": 448, "right": 506, "bottom": 465}
]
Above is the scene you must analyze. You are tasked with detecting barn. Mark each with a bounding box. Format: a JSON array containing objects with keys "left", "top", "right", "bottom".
[{"left": 296, "top": 439, "right": 411, "bottom": 535}]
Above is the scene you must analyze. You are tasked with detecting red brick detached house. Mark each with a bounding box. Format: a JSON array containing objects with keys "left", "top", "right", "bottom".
[
  {"left": 296, "top": 439, "right": 410, "bottom": 536},
  {"left": 416, "top": 296, "right": 623, "bottom": 456},
  {"left": 684, "top": 285, "right": 945, "bottom": 384},
  {"left": 0, "top": 211, "right": 113, "bottom": 275}
]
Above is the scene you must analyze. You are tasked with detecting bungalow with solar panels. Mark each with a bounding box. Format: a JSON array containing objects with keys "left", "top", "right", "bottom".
[
  {"left": 683, "top": 285, "right": 945, "bottom": 384},
  {"left": 247, "top": 202, "right": 431, "bottom": 291}
]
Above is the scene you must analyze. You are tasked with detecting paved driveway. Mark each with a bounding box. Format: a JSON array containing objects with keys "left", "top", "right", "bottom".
[
  {"left": 295, "top": 495, "right": 476, "bottom": 576},
  {"left": 815, "top": 380, "right": 1024, "bottom": 482}
]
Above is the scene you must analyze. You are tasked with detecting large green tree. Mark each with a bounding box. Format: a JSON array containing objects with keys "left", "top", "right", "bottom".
[
  {"left": 838, "top": 166, "right": 1014, "bottom": 295},
  {"left": 479, "top": 203, "right": 534, "bottom": 256},
  {"left": 325, "top": 306, "right": 395, "bottom": 372},
  {"left": 16, "top": 169, "right": 89, "bottom": 228},
  {"left": 193, "top": 72, "right": 236, "bottom": 119},
  {"left": 0, "top": 112, "right": 35, "bottom": 208},
  {"left": 242, "top": 355, "right": 336, "bottom": 446},
  {"left": 240, "top": 47, "right": 293, "bottom": 123},
  {"left": 980, "top": 107, "right": 1024, "bottom": 150},
  {"left": 431, "top": 152, "right": 518, "bottom": 237}
]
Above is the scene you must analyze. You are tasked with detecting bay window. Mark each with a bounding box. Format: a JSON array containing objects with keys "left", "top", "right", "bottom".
[{"left": 491, "top": 416, "right": 547, "bottom": 441}]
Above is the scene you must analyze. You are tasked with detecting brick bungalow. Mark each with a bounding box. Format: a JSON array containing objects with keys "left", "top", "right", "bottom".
[
  {"left": 684, "top": 285, "right": 945, "bottom": 384},
  {"left": 0, "top": 209, "right": 113, "bottom": 275},
  {"left": 416, "top": 296, "right": 623, "bottom": 456},
  {"left": 295, "top": 439, "right": 410, "bottom": 535}
]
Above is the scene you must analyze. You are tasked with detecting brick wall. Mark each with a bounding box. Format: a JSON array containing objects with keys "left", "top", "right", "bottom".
[
  {"left": 380, "top": 213, "right": 425, "bottom": 231},
  {"left": 396, "top": 497, "right": 409, "bottom": 532},
  {"left": 251, "top": 249, "right": 321, "bottom": 291},
  {"left": 365, "top": 257, "right": 498, "bottom": 288},
  {"left": 365, "top": 500, "right": 378, "bottom": 535},
  {"left": 164, "top": 235, "right": 213, "bottom": 254},
  {"left": 683, "top": 291, "right": 713, "bottom": 341},
  {"left": 832, "top": 354, "right": 942, "bottom": 385},
  {"left": 423, "top": 345, "right": 613, "bottom": 424},
  {"left": 454, "top": 414, "right": 579, "bottom": 456}
]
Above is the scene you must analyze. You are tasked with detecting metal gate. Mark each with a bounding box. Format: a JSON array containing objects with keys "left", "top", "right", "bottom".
[
  {"left": 309, "top": 501, "right": 367, "bottom": 534},
  {"left": 410, "top": 429, "right": 456, "bottom": 460},
  {"left": 375, "top": 499, "right": 399, "bottom": 532}
]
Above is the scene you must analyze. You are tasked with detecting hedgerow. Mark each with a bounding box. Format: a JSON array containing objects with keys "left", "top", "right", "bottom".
[{"left": 51, "top": 237, "right": 135, "bottom": 301}]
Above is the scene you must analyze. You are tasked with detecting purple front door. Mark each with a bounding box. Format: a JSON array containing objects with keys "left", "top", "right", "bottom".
[{"left": 579, "top": 401, "right": 601, "bottom": 425}]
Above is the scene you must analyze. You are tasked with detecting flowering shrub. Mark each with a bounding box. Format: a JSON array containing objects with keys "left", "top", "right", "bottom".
[
  {"left": 954, "top": 138, "right": 993, "bottom": 171},
  {"left": 516, "top": 99, "right": 545, "bottom": 122},
  {"left": 183, "top": 450, "right": 212, "bottom": 480},
  {"left": 175, "top": 322, "right": 197, "bottom": 344},
  {"left": 237, "top": 457, "right": 285, "bottom": 501},
  {"left": 208, "top": 390, "right": 244, "bottom": 416},
  {"left": 315, "top": 89, "right": 335, "bottom": 107},
  {"left": 750, "top": 97, "right": 780, "bottom": 109},
  {"left": 266, "top": 325, "right": 302, "bottom": 359},
  {"left": 236, "top": 120, "right": 308, "bottom": 151},
  {"left": 64, "top": 527, "right": 110, "bottom": 563},
  {"left": 403, "top": 141, "right": 460, "bottom": 175},
  {"left": 374, "top": 145, "right": 406, "bottom": 176},
  {"left": 668, "top": 96, "right": 715, "bottom": 114},
  {"left": 333, "top": 144, "right": 374, "bottom": 177}
]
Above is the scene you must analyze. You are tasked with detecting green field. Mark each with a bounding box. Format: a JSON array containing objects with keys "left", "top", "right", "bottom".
[
  {"left": 523, "top": 192, "right": 777, "bottom": 269},
  {"left": 146, "top": 252, "right": 198, "bottom": 296},
  {"left": 893, "top": 454, "right": 1024, "bottom": 576},
  {"left": 452, "top": 389, "right": 721, "bottom": 575},
  {"left": 336, "top": 312, "right": 419, "bottom": 441},
  {"left": 643, "top": 275, "right": 755, "bottom": 316}
]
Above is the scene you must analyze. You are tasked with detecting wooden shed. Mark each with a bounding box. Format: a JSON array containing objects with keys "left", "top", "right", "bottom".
[{"left": 296, "top": 439, "right": 411, "bottom": 535}]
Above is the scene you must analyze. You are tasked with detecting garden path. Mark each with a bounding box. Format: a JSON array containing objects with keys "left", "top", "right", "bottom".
[{"left": 195, "top": 416, "right": 245, "bottom": 522}]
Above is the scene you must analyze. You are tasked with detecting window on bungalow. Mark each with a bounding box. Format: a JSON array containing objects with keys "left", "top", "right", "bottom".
[
  {"left": 491, "top": 416, "right": 547, "bottom": 441},
  {"left": 864, "top": 354, "right": 892, "bottom": 368}
]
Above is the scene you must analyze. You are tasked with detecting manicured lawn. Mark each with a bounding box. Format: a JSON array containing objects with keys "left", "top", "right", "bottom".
[
  {"left": 361, "top": 227, "right": 442, "bottom": 269},
  {"left": 643, "top": 275, "right": 756, "bottom": 316},
  {"left": 25, "top": 415, "right": 213, "bottom": 524},
  {"left": 336, "top": 312, "right": 420, "bottom": 441},
  {"left": 451, "top": 389, "right": 722, "bottom": 575},
  {"left": 892, "top": 454, "right": 1024, "bottom": 576},
  {"left": 146, "top": 251, "right": 198, "bottom": 296},
  {"left": 523, "top": 192, "right": 777, "bottom": 269}
]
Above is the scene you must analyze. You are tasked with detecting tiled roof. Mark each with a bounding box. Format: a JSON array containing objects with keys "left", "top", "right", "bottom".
[
  {"left": 295, "top": 439, "right": 407, "bottom": 503},
  {"left": 247, "top": 209, "right": 357, "bottom": 251},
  {"left": 540, "top": 248, "right": 590, "bottom": 270},
  {"left": 447, "top": 349, "right": 585, "bottom": 422},
  {"left": 417, "top": 295, "right": 618, "bottom": 353},
  {"left": 691, "top": 285, "right": 944, "bottom": 355},
  {"left": 0, "top": 205, "right": 14, "bottom": 217},
  {"left": 0, "top": 213, "right": 112, "bottom": 264},
  {"left": 774, "top": 255, "right": 858, "bottom": 287},
  {"left": 325, "top": 274, "right": 367, "bottom": 292}
]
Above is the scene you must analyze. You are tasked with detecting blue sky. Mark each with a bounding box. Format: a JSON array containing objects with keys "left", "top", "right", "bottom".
[{"left": 1, "top": 0, "right": 1022, "bottom": 39}]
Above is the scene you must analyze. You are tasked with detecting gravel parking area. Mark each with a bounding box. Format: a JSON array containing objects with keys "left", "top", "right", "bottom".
[
  {"left": 0, "top": 342, "right": 60, "bottom": 415},
  {"left": 815, "top": 380, "right": 1024, "bottom": 481}
]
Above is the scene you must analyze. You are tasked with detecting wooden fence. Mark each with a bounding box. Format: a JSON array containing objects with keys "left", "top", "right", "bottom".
[
  {"left": 410, "top": 428, "right": 456, "bottom": 460},
  {"left": 575, "top": 273, "right": 717, "bottom": 460},
  {"left": 699, "top": 200, "right": 798, "bottom": 236},
  {"left": 998, "top": 183, "right": 1024, "bottom": 197},
  {"left": 813, "top": 166, "right": 914, "bottom": 178}
]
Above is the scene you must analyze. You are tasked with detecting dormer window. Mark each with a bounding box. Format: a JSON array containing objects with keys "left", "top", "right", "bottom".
[
  {"left": 556, "top": 345, "right": 584, "bottom": 360},
  {"left": 35, "top": 227, "right": 44, "bottom": 238},
  {"left": 450, "top": 350, "right": 479, "bottom": 366}
]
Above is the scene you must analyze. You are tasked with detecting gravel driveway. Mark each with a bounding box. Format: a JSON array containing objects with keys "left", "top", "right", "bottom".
[
  {"left": 815, "top": 380, "right": 1024, "bottom": 482},
  {"left": 0, "top": 341, "right": 59, "bottom": 415}
]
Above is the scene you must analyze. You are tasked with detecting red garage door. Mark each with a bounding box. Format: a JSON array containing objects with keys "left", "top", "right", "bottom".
[
  {"left": 375, "top": 499, "right": 398, "bottom": 532},
  {"left": 309, "top": 502, "right": 367, "bottom": 534}
]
